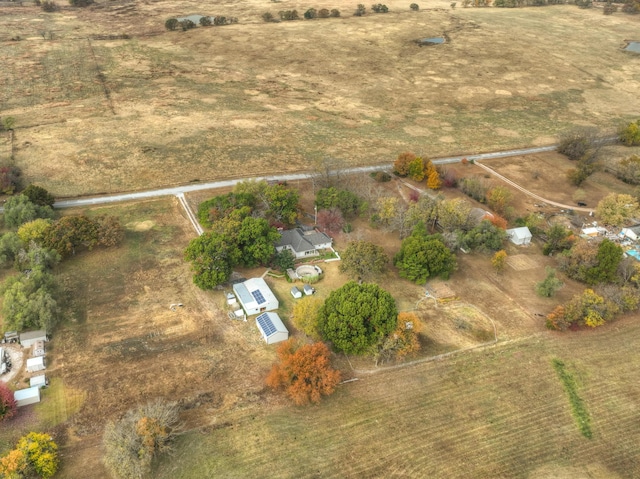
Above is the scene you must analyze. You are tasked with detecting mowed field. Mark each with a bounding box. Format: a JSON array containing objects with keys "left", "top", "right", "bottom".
[
  {"left": 155, "top": 319, "right": 640, "bottom": 479},
  {"left": 0, "top": 2, "right": 638, "bottom": 196}
]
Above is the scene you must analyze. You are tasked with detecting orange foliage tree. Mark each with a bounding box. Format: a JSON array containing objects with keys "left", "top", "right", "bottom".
[
  {"left": 426, "top": 169, "right": 442, "bottom": 190},
  {"left": 374, "top": 312, "right": 422, "bottom": 365},
  {"left": 393, "top": 152, "right": 417, "bottom": 177},
  {"left": 266, "top": 340, "right": 341, "bottom": 405}
]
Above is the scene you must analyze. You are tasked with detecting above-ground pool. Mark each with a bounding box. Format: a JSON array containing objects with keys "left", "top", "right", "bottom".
[
  {"left": 296, "top": 265, "right": 323, "bottom": 278},
  {"left": 624, "top": 42, "right": 640, "bottom": 53},
  {"left": 627, "top": 249, "right": 640, "bottom": 261}
]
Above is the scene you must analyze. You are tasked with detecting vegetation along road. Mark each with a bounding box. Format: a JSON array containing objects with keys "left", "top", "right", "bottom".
[{"left": 51, "top": 144, "right": 558, "bottom": 209}]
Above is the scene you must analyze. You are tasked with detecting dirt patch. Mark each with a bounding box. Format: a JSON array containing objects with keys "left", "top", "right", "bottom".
[
  {"left": 127, "top": 220, "right": 155, "bottom": 231},
  {"left": 507, "top": 254, "right": 539, "bottom": 271}
]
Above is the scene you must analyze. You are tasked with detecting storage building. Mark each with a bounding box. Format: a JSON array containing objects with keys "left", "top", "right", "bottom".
[
  {"left": 20, "top": 330, "right": 47, "bottom": 348},
  {"left": 506, "top": 227, "right": 532, "bottom": 245},
  {"left": 233, "top": 278, "right": 279, "bottom": 316},
  {"left": 26, "top": 356, "right": 45, "bottom": 373},
  {"left": 255, "top": 312, "right": 289, "bottom": 345},
  {"left": 30, "top": 375, "right": 47, "bottom": 388},
  {"left": 14, "top": 387, "right": 41, "bottom": 407}
]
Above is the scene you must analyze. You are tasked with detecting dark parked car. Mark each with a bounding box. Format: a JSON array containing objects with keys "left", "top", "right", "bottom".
[{"left": 577, "top": 202, "right": 587, "bottom": 207}]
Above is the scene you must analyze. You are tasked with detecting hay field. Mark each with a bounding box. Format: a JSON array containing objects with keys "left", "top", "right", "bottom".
[{"left": 0, "top": 3, "right": 638, "bottom": 195}]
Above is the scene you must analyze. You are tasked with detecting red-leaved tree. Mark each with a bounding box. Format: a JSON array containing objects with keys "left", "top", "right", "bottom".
[
  {"left": 266, "top": 340, "right": 341, "bottom": 405},
  {"left": 0, "top": 382, "right": 17, "bottom": 422},
  {"left": 316, "top": 208, "right": 344, "bottom": 233}
]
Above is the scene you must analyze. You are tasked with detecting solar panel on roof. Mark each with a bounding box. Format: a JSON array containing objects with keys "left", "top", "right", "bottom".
[
  {"left": 251, "top": 290, "right": 266, "bottom": 305},
  {"left": 257, "top": 313, "right": 277, "bottom": 337}
]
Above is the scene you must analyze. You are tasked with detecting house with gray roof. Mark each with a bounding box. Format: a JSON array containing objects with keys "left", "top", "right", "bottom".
[{"left": 275, "top": 228, "right": 333, "bottom": 259}]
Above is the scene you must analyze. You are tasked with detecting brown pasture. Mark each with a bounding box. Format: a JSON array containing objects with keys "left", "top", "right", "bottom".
[{"left": 0, "top": 3, "right": 638, "bottom": 196}]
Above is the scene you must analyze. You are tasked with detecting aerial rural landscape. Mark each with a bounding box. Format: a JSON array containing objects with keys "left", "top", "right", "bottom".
[{"left": 0, "top": 0, "right": 639, "bottom": 476}]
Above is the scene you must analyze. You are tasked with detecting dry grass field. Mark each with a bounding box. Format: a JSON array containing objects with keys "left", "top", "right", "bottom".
[{"left": 0, "top": 2, "right": 638, "bottom": 196}]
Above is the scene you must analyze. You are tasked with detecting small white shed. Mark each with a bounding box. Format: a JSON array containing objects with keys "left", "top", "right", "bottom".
[
  {"left": 290, "top": 286, "right": 302, "bottom": 299},
  {"left": 30, "top": 375, "right": 47, "bottom": 388},
  {"left": 506, "top": 227, "right": 532, "bottom": 245},
  {"left": 20, "top": 330, "right": 47, "bottom": 348},
  {"left": 26, "top": 356, "right": 45, "bottom": 373},
  {"left": 256, "top": 312, "right": 289, "bottom": 345},
  {"left": 14, "top": 387, "right": 41, "bottom": 407},
  {"left": 303, "top": 284, "right": 315, "bottom": 296}
]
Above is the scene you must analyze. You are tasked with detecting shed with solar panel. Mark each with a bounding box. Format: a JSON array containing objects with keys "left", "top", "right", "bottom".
[
  {"left": 255, "top": 312, "right": 289, "bottom": 344},
  {"left": 232, "top": 277, "right": 279, "bottom": 316}
]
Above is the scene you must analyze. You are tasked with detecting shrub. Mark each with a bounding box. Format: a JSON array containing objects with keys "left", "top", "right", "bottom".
[
  {"left": 0, "top": 166, "right": 21, "bottom": 195},
  {"left": 354, "top": 3, "right": 367, "bottom": 15},
  {"left": 410, "top": 2, "right": 419, "bottom": 9},
  {"left": 619, "top": 119, "right": 640, "bottom": 146},
  {"left": 603, "top": 1, "right": 618, "bottom": 13},
  {"left": 180, "top": 19, "right": 196, "bottom": 30},
  {"left": 68, "top": 0, "right": 93, "bottom": 6},
  {"left": 279, "top": 9, "right": 299, "bottom": 20},
  {"left": 22, "top": 184, "right": 55, "bottom": 207},
  {"left": 575, "top": 0, "right": 592, "bottom": 7},
  {"left": 199, "top": 16, "right": 212, "bottom": 26},
  {"left": 371, "top": 3, "right": 389, "bottom": 11},
  {"left": 458, "top": 177, "right": 488, "bottom": 203},
  {"left": 372, "top": 171, "right": 391, "bottom": 182},
  {"left": 318, "top": 8, "right": 331, "bottom": 17},
  {"left": 41, "top": 0, "right": 58, "bottom": 11},
  {"left": 304, "top": 7, "right": 317, "bottom": 18},
  {"left": 165, "top": 18, "right": 179, "bottom": 30},
  {"left": 262, "top": 12, "right": 275, "bottom": 21},
  {"left": 330, "top": 8, "right": 341, "bottom": 16},
  {"left": 213, "top": 16, "right": 227, "bottom": 25},
  {"left": 536, "top": 267, "right": 564, "bottom": 297},
  {"left": 621, "top": 0, "right": 640, "bottom": 13}
]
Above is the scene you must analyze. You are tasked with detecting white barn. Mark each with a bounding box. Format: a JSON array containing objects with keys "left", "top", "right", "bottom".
[
  {"left": 26, "top": 356, "right": 45, "bottom": 373},
  {"left": 506, "top": 227, "right": 532, "bottom": 245},
  {"left": 14, "top": 387, "right": 41, "bottom": 407},
  {"left": 255, "top": 312, "right": 289, "bottom": 344},
  {"left": 30, "top": 375, "right": 47, "bottom": 388},
  {"left": 20, "top": 330, "right": 47, "bottom": 348},
  {"left": 233, "top": 278, "right": 279, "bottom": 316}
]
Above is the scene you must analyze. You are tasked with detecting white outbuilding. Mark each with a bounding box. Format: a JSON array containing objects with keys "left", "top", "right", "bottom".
[
  {"left": 290, "top": 286, "right": 303, "bottom": 299},
  {"left": 30, "top": 375, "right": 47, "bottom": 388},
  {"left": 255, "top": 312, "right": 289, "bottom": 345},
  {"left": 20, "top": 330, "right": 47, "bottom": 348},
  {"left": 506, "top": 227, "right": 532, "bottom": 245},
  {"left": 26, "top": 356, "right": 45, "bottom": 373},
  {"left": 233, "top": 278, "right": 279, "bottom": 316},
  {"left": 14, "top": 387, "right": 41, "bottom": 407}
]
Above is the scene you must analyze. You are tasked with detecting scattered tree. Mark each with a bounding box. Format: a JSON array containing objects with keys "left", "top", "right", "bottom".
[
  {"left": 458, "top": 176, "right": 488, "bottom": 203},
  {"left": 235, "top": 217, "right": 279, "bottom": 267},
  {"left": 165, "top": 18, "right": 179, "bottom": 30},
  {"left": 595, "top": 193, "right": 640, "bottom": 227},
  {"left": 291, "top": 296, "right": 323, "bottom": 339},
  {"left": 437, "top": 198, "right": 473, "bottom": 232},
  {"left": 0, "top": 232, "right": 23, "bottom": 267},
  {"left": 491, "top": 250, "right": 507, "bottom": 274},
  {"left": 459, "top": 219, "right": 507, "bottom": 252},
  {"left": 180, "top": 19, "right": 196, "bottom": 30},
  {"left": 486, "top": 186, "right": 512, "bottom": 217},
  {"left": 103, "top": 399, "right": 182, "bottom": 479},
  {"left": 536, "top": 267, "right": 564, "bottom": 297},
  {"left": 0, "top": 166, "right": 21, "bottom": 195},
  {"left": 426, "top": 169, "right": 442, "bottom": 190},
  {"left": 543, "top": 223, "right": 574, "bottom": 256},
  {"left": 0, "top": 432, "right": 59, "bottom": 478},
  {"left": 316, "top": 187, "right": 363, "bottom": 219},
  {"left": 371, "top": 3, "right": 389, "bottom": 12},
  {"left": 564, "top": 288, "right": 618, "bottom": 328},
  {"left": 373, "top": 311, "right": 422, "bottom": 364},
  {"left": 394, "top": 227, "right": 456, "bottom": 284},
  {"left": 279, "top": 9, "right": 300, "bottom": 20},
  {"left": 316, "top": 208, "right": 344, "bottom": 233},
  {"left": 42, "top": 215, "right": 123, "bottom": 257},
  {"left": 318, "top": 8, "right": 331, "bottom": 17},
  {"left": 266, "top": 340, "right": 341, "bottom": 405},
  {"left": 410, "top": 2, "right": 420, "bottom": 9},
  {"left": 304, "top": 7, "right": 317, "bottom": 18},
  {"left": 68, "top": 0, "right": 93, "bottom": 6},
  {"left": 199, "top": 16, "right": 212, "bottom": 26},
  {"left": 318, "top": 281, "right": 397, "bottom": 354},
  {"left": 22, "top": 185, "right": 55, "bottom": 207},
  {"left": 272, "top": 249, "right": 295, "bottom": 272},
  {"left": 615, "top": 155, "right": 640, "bottom": 184},
  {"left": 339, "top": 240, "right": 389, "bottom": 281},
  {"left": 262, "top": 12, "right": 275, "bottom": 21},
  {"left": 354, "top": 3, "right": 367, "bottom": 15},
  {"left": 619, "top": 119, "right": 640, "bottom": 146}
]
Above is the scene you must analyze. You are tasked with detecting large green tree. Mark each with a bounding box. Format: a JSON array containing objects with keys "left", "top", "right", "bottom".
[
  {"left": 22, "top": 184, "right": 55, "bottom": 207},
  {"left": 1, "top": 268, "right": 61, "bottom": 331},
  {"left": 394, "top": 227, "right": 456, "bottom": 284},
  {"left": 236, "top": 217, "right": 279, "bottom": 267},
  {"left": 263, "top": 184, "right": 299, "bottom": 226},
  {"left": 459, "top": 220, "right": 506, "bottom": 252},
  {"left": 339, "top": 240, "right": 389, "bottom": 281},
  {"left": 184, "top": 232, "right": 238, "bottom": 289},
  {"left": 586, "top": 239, "right": 623, "bottom": 285},
  {"left": 595, "top": 193, "right": 640, "bottom": 226},
  {"left": 3, "top": 195, "right": 55, "bottom": 229},
  {"left": 318, "top": 282, "right": 397, "bottom": 355}
]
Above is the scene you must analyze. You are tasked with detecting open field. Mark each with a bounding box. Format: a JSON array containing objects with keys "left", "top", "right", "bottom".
[
  {"left": 0, "top": 3, "right": 638, "bottom": 195},
  {"left": 155, "top": 316, "right": 640, "bottom": 479}
]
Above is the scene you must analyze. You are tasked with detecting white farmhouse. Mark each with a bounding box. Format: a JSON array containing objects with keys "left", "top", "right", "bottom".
[{"left": 275, "top": 228, "right": 333, "bottom": 259}]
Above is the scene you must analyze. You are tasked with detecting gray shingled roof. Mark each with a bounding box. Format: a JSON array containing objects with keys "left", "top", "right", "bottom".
[{"left": 276, "top": 228, "right": 331, "bottom": 254}]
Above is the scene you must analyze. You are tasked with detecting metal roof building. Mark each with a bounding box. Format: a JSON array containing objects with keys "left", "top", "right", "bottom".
[
  {"left": 20, "top": 330, "right": 47, "bottom": 348},
  {"left": 255, "top": 312, "right": 289, "bottom": 345},
  {"left": 14, "top": 387, "right": 41, "bottom": 407},
  {"left": 26, "top": 356, "right": 45, "bottom": 373},
  {"left": 232, "top": 278, "right": 279, "bottom": 316}
]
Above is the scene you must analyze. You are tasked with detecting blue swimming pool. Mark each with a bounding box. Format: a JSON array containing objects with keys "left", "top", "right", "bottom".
[{"left": 627, "top": 249, "right": 640, "bottom": 260}]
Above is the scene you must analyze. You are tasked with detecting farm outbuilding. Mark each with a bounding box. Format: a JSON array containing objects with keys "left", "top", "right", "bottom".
[
  {"left": 233, "top": 278, "right": 279, "bottom": 316},
  {"left": 30, "top": 375, "right": 47, "bottom": 388},
  {"left": 506, "top": 227, "right": 532, "bottom": 245},
  {"left": 26, "top": 356, "right": 45, "bottom": 373},
  {"left": 255, "top": 312, "right": 289, "bottom": 344},
  {"left": 20, "top": 330, "right": 47, "bottom": 348},
  {"left": 303, "top": 284, "right": 315, "bottom": 296},
  {"left": 33, "top": 340, "right": 45, "bottom": 357},
  {"left": 291, "top": 286, "right": 302, "bottom": 299},
  {"left": 14, "top": 387, "right": 41, "bottom": 407},
  {"left": 621, "top": 225, "right": 640, "bottom": 241}
]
